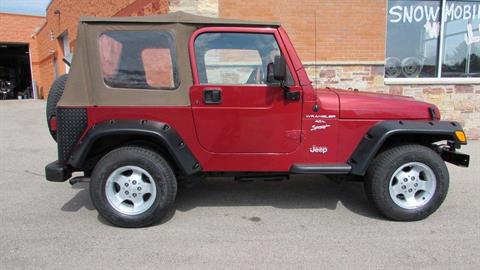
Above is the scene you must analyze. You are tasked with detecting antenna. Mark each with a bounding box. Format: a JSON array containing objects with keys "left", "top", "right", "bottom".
[
  {"left": 312, "top": 10, "right": 319, "bottom": 113},
  {"left": 314, "top": 10, "right": 317, "bottom": 87}
]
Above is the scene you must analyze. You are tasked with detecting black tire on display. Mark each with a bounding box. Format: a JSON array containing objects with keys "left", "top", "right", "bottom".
[
  {"left": 365, "top": 144, "right": 449, "bottom": 221},
  {"left": 46, "top": 74, "right": 68, "bottom": 141},
  {"left": 90, "top": 146, "right": 177, "bottom": 228}
]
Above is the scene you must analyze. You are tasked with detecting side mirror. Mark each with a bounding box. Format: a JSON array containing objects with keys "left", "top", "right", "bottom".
[
  {"left": 266, "top": 55, "right": 299, "bottom": 101},
  {"left": 273, "top": 55, "right": 286, "bottom": 81}
]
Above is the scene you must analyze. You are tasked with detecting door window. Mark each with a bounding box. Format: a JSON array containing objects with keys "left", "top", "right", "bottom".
[{"left": 194, "top": 32, "right": 292, "bottom": 85}]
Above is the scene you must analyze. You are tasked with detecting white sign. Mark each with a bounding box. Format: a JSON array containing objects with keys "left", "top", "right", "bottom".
[
  {"left": 424, "top": 21, "right": 440, "bottom": 38},
  {"left": 389, "top": 2, "right": 480, "bottom": 45},
  {"left": 465, "top": 23, "right": 480, "bottom": 45},
  {"left": 389, "top": 5, "right": 440, "bottom": 23},
  {"left": 389, "top": 3, "right": 480, "bottom": 24}
]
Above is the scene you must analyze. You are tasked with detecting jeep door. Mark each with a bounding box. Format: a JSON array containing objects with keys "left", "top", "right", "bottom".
[{"left": 189, "top": 27, "right": 302, "bottom": 153}]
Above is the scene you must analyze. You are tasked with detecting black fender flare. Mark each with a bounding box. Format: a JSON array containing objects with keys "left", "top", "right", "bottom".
[
  {"left": 348, "top": 120, "right": 464, "bottom": 176},
  {"left": 68, "top": 119, "right": 201, "bottom": 175}
]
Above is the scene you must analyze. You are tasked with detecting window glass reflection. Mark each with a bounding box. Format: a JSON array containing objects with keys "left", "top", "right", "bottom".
[
  {"left": 442, "top": 0, "right": 480, "bottom": 77},
  {"left": 386, "top": 0, "right": 441, "bottom": 78}
]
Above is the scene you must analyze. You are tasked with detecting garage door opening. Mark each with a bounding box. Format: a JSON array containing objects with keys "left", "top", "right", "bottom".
[{"left": 0, "top": 43, "right": 33, "bottom": 100}]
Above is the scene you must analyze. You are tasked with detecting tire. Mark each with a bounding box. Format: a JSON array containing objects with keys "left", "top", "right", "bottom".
[
  {"left": 46, "top": 74, "right": 68, "bottom": 142},
  {"left": 90, "top": 146, "right": 177, "bottom": 227},
  {"left": 365, "top": 144, "right": 449, "bottom": 221}
]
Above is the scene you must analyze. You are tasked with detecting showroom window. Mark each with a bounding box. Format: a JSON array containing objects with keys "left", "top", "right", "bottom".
[{"left": 386, "top": 0, "right": 480, "bottom": 82}]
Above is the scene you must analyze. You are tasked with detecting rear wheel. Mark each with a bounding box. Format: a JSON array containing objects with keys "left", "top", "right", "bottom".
[
  {"left": 90, "top": 146, "right": 177, "bottom": 227},
  {"left": 365, "top": 144, "right": 449, "bottom": 221}
]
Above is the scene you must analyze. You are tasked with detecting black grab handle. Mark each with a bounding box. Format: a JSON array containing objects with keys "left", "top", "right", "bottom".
[{"left": 203, "top": 89, "right": 222, "bottom": 104}]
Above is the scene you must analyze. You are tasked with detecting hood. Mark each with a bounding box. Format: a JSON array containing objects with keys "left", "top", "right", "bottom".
[{"left": 328, "top": 88, "right": 439, "bottom": 120}]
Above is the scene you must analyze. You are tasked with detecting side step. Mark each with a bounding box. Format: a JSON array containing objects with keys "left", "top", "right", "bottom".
[
  {"left": 290, "top": 163, "right": 352, "bottom": 174},
  {"left": 235, "top": 174, "right": 289, "bottom": 182}
]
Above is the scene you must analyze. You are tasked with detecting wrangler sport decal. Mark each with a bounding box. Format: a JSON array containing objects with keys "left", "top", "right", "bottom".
[
  {"left": 310, "top": 119, "right": 331, "bottom": 131},
  {"left": 305, "top": 114, "right": 336, "bottom": 119}
]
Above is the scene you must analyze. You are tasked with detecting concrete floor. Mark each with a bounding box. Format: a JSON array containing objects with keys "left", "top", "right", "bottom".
[{"left": 1, "top": 100, "right": 479, "bottom": 269}]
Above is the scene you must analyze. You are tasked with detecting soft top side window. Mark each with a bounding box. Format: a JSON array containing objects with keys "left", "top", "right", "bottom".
[
  {"left": 194, "top": 32, "right": 293, "bottom": 85},
  {"left": 98, "top": 31, "right": 179, "bottom": 90}
]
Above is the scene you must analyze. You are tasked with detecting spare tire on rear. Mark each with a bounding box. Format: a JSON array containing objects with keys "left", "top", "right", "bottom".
[{"left": 46, "top": 74, "right": 68, "bottom": 142}]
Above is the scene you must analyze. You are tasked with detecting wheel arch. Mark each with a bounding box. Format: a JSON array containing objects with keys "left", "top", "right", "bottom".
[
  {"left": 68, "top": 119, "right": 201, "bottom": 176},
  {"left": 348, "top": 120, "right": 465, "bottom": 176}
]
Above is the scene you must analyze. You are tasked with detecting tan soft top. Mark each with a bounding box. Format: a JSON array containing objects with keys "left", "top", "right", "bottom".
[
  {"left": 59, "top": 12, "right": 279, "bottom": 107},
  {"left": 80, "top": 11, "right": 280, "bottom": 27}
]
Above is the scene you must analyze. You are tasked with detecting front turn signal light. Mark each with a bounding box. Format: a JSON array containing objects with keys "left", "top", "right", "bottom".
[{"left": 455, "top": 130, "right": 467, "bottom": 144}]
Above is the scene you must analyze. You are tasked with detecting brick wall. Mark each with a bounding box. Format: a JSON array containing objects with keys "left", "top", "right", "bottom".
[
  {"left": 0, "top": 13, "right": 46, "bottom": 96},
  {"left": 34, "top": 0, "right": 169, "bottom": 98},
  {"left": 220, "top": 0, "right": 386, "bottom": 62},
  {"left": 0, "top": 13, "right": 45, "bottom": 44}
]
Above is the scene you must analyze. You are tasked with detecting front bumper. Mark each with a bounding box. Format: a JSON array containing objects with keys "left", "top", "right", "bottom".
[
  {"left": 437, "top": 146, "right": 470, "bottom": 167},
  {"left": 45, "top": 161, "right": 72, "bottom": 182}
]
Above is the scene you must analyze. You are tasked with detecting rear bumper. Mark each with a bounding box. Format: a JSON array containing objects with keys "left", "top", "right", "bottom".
[{"left": 45, "top": 161, "right": 72, "bottom": 182}]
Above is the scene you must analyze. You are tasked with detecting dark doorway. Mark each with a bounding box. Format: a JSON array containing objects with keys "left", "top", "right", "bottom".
[{"left": 0, "top": 43, "right": 33, "bottom": 100}]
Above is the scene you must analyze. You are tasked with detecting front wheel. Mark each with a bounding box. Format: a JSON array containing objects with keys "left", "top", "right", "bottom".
[
  {"left": 365, "top": 144, "right": 449, "bottom": 221},
  {"left": 90, "top": 146, "right": 177, "bottom": 227}
]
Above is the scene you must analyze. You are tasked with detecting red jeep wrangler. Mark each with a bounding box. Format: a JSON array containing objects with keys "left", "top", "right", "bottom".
[{"left": 45, "top": 12, "right": 469, "bottom": 227}]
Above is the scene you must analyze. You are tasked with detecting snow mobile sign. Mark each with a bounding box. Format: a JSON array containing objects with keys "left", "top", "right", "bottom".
[{"left": 389, "top": 2, "right": 480, "bottom": 43}]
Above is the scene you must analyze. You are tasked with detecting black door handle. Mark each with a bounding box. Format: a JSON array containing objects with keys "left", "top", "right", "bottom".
[{"left": 203, "top": 89, "right": 222, "bottom": 104}]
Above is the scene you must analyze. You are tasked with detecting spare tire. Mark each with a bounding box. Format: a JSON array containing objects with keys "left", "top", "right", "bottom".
[{"left": 46, "top": 74, "right": 68, "bottom": 142}]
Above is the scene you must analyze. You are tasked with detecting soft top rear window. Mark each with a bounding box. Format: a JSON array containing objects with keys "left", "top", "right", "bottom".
[{"left": 98, "top": 31, "right": 179, "bottom": 90}]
